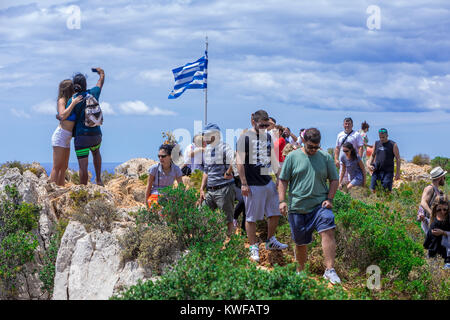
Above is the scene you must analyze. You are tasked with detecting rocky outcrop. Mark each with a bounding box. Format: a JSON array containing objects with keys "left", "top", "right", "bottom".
[
  {"left": 393, "top": 160, "right": 432, "bottom": 188},
  {"left": 0, "top": 159, "right": 181, "bottom": 300},
  {"left": 52, "top": 221, "right": 153, "bottom": 300},
  {"left": 114, "top": 158, "right": 157, "bottom": 179}
]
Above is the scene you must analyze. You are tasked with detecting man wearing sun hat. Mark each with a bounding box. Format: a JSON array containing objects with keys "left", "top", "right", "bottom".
[
  {"left": 199, "top": 123, "right": 236, "bottom": 236},
  {"left": 418, "top": 166, "right": 447, "bottom": 228}
]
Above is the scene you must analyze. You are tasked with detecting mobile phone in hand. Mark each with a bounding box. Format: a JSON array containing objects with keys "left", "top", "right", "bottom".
[{"left": 91, "top": 68, "right": 98, "bottom": 73}]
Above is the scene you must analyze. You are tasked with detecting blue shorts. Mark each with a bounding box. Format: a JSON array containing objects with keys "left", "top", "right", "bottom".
[
  {"left": 349, "top": 174, "right": 364, "bottom": 186},
  {"left": 288, "top": 205, "right": 336, "bottom": 246},
  {"left": 370, "top": 170, "right": 393, "bottom": 191}
]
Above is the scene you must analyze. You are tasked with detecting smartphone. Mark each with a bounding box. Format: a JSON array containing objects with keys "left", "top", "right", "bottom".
[{"left": 91, "top": 68, "right": 98, "bottom": 73}]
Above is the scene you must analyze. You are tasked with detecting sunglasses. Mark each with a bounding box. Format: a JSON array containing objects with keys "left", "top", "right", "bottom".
[
  {"left": 258, "top": 123, "right": 270, "bottom": 128},
  {"left": 305, "top": 144, "right": 320, "bottom": 150},
  {"left": 158, "top": 154, "right": 168, "bottom": 159},
  {"left": 378, "top": 129, "right": 388, "bottom": 134},
  {"left": 436, "top": 207, "right": 448, "bottom": 212},
  {"left": 343, "top": 149, "right": 350, "bottom": 153}
]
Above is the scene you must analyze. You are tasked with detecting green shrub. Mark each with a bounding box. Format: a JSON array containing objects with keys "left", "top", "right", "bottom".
[
  {"left": 431, "top": 156, "right": 450, "bottom": 172},
  {"left": 38, "top": 218, "right": 68, "bottom": 297},
  {"left": 138, "top": 173, "right": 149, "bottom": 185},
  {"left": 411, "top": 154, "right": 430, "bottom": 166},
  {"left": 189, "top": 169, "right": 203, "bottom": 190},
  {"left": 0, "top": 185, "right": 40, "bottom": 297},
  {"left": 69, "top": 189, "right": 104, "bottom": 209},
  {"left": 0, "top": 161, "right": 31, "bottom": 174},
  {"left": 334, "top": 191, "right": 424, "bottom": 279},
  {"left": 113, "top": 235, "right": 348, "bottom": 300},
  {"left": 38, "top": 234, "right": 59, "bottom": 296},
  {"left": 72, "top": 198, "right": 118, "bottom": 232},
  {"left": 137, "top": 224, "right": 180, "bottom": 274},
  {"left": 136, "top": 184, "right": 227, "bottom": 248}
]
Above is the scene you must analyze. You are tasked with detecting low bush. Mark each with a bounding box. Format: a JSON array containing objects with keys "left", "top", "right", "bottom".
[
  {"left": 411, "top": 154, "right": 430, "bottom": 166},
  {"left": 0, "top": 185, "right": 40, "bottom": 297},
  {"left": 138, "top": 173, "right": 148, "bottom": 185},
  {"left": 72, "top": 198, "right": 118, "bottom": 232},
  {"left": 113, "top": 235, "right": 348, "bottom": 300},
  {"left": 119, "top": 223, "right": 180, "bottom": 275},
  {"left": 332, "top": 190, "right": 434, "bottom": 298},
  {"left": 38, "top": 218, "right": 68, "bottom": 297},
  {"left": 38, "top": 234, "right": 59, "bottom": 296},
  {"left": 135, "top": 184, "right": 227, "bottom": 248},
  {"left": 69, "top": 189, "right": 103, "bottom": 209},
  {"left": 0, "top": 161, "right": 31, "bottom": 174}
]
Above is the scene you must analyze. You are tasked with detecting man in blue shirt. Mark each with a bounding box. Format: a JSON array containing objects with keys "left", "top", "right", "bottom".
[{"left": 67, "top": 68, "right": 105, "bottom": 185}]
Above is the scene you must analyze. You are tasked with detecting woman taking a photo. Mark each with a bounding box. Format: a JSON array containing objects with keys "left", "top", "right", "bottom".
[
  {"left": 49, "top": 79, "right": 83, "bottom": 186},
  {"left": 146, "top": 144, "right": 183, "bottom": 208}
]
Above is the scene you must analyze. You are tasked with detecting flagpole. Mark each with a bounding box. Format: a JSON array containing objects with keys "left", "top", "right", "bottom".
[{"left": 204, "top": 36, "right": 208, "bottom": 126}]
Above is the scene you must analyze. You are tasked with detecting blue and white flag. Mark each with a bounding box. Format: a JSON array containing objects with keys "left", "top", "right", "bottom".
[{"left": 168, "top": 53, "right": 207, "bottom": 99}]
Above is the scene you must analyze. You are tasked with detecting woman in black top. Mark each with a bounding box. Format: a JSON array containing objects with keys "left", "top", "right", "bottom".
[{"left": 423, "top": 194, "right": 450, "bottom": 269}]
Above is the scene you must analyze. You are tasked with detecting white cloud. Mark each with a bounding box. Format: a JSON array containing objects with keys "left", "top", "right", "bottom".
[
  {"left": 139, "top": 69, "right": 172, "bottom": 86},
  {"left": 32, "top": 99, "right": 55, "bottom": 114},
  {"left": 118, "top": 100, "right": 177, "bottom": 116},
  {"left": 100, "top": 101, "right": 115, "bottom": 115},
  {"left": 10, "top": 108, "right": 31, "bottom": 118}
]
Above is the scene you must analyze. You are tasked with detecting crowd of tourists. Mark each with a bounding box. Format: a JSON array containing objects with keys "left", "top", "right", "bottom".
[{"left": 49, "top": 70, "right": 450, "bottom": 285}]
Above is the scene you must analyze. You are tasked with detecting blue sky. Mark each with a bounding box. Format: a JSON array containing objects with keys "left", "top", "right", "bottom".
[{"left": 1, "top": 0, "right": 449, "bottom": 164}]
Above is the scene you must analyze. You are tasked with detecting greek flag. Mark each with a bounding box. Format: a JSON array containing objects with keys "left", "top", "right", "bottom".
[{"left": 168, "top": 53, "right": 207, "bottom": 99}]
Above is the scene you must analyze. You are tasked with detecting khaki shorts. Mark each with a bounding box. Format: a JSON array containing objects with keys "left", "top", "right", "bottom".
[
  {"left": 204, "top": 183, "right": 235, "bottom": 223},
  {"left": 243, "top": 180, "right": 281, "bottom": 222}
]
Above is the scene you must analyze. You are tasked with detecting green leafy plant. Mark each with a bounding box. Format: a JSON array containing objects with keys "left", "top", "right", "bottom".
[
  {"left": 136, "top": 184, "right": 227, "bottom": 248},
  {"left": 113, "top": 235, "right": 348, "bottom": 300},
  {"left": 138, "top": 173, "right": 148, "bottom": 185},
  {"left": 188, "top": 169, "right": 203, "bottom": 190},
  {"left": 0, "top": 185, "right": 40, "bottom": 297}
]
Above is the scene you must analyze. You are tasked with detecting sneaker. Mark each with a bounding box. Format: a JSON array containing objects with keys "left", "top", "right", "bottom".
[
  {"left": 265, "top": 236, "right": 288, "bottom": 250},
  {"left": 323, "top": 268, "right": 341, "bottom": 284},
  {"left": 249, "top": 244, "right": 260, "bottom": 262},
  {"left": 443, "top": 263, "right": 450, "bottom": 270}
]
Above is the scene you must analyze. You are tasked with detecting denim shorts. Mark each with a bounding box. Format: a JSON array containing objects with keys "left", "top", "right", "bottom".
[
  {"left": 370, "top": 170, "right": 393, "bottom": 191},
  {"left": 288, "top": 205, "right": 336, "bottom": 246}
]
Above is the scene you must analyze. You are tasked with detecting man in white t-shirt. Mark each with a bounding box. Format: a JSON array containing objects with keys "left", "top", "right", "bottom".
[
  {"left": 181, "top": 133, "right": 205, "bottom": 174},
  {"left": 334, "top": 117, "right": 364, "bottom": 184}
]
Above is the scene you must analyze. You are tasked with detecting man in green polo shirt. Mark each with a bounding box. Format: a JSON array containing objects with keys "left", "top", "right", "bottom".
[{"left": 278, "top": 128, "right": 341, "bottom": 284}]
